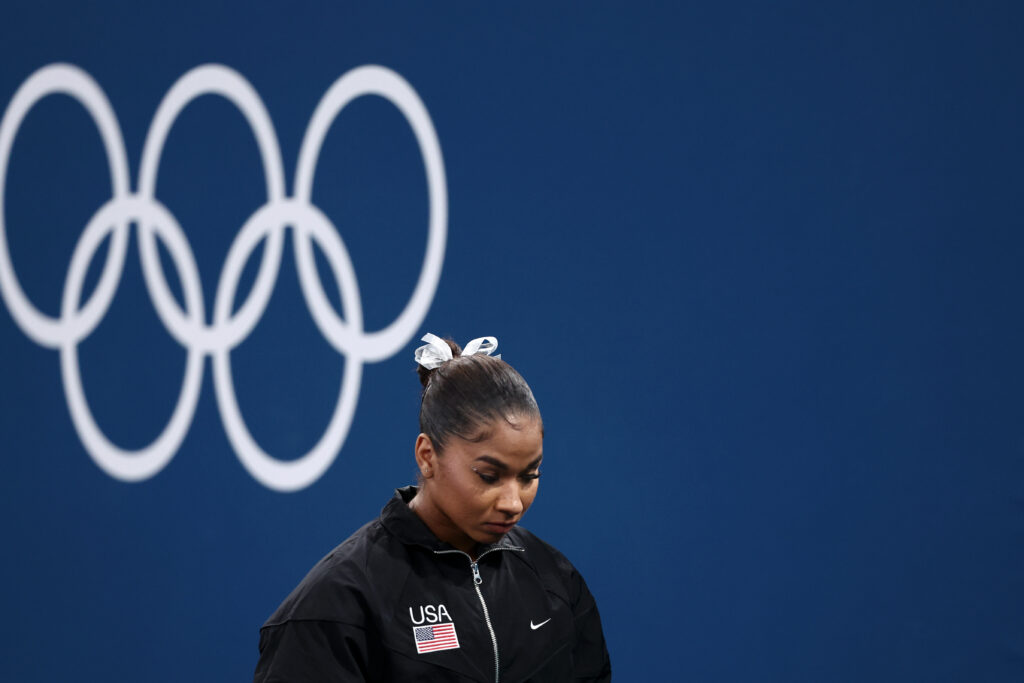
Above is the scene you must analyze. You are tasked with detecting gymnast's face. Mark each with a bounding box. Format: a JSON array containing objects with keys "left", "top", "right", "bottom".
[{"left": 412, "top": 414, "right": 543, "bottom": 556}]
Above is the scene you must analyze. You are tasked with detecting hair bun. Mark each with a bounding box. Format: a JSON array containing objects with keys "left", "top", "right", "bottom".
[
  {"left": 416, "top": 336, "right": 540, "bottom": 453},
  {"left": 416, "top": 337, "right": 462, "bottom": 388}
]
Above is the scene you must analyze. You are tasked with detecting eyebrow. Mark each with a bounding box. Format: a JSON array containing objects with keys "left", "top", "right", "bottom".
[{"left": 475, "top": 455, "right": 543, "bottom": 472}]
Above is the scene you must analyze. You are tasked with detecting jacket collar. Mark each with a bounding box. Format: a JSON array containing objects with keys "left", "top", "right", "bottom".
[
  {"left": 380, "top": 486, "right": 524, "bottom": 555},
  {"left": 380, "top": 486, "right": 446, "bottom": 551}
]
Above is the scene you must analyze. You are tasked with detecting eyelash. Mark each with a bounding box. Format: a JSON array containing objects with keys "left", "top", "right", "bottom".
[{"left": 473, "top": 469, "right": 541, "bottom": 485}]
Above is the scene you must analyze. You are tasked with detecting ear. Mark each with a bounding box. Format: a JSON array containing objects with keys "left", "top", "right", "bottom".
[{"left": 414, "top": 433, "right": 437, "bottom": 479}]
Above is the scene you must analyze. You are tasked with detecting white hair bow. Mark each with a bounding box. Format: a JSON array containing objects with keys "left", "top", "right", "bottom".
[{"left": 414, "top": 333, "right": 501, "bottom": 370}]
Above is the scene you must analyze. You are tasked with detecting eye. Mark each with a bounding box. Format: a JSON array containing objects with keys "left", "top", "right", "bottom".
[
  {"left": 472, "top": 467, "right": 499, "bottom": 484},
  {"left": 519, "top": 472, "right": 541, "bottom": 485}
]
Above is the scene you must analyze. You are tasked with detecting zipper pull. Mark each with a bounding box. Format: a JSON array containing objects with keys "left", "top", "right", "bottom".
[{"left": 471, "top": 561, "right": 483, "bottom": 585}]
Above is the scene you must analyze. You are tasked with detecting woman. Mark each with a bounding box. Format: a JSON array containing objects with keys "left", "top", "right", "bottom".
[{"left": 254, "top": 334, "right": 612, "bottom": 682}]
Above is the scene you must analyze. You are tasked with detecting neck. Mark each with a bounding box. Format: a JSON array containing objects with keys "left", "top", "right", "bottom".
[{"left": 408, "top": 486, "right": 477, "bottom": 558}]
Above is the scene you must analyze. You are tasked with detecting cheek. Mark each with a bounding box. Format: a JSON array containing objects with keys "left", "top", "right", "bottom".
[
  {"left": 521, "top": 482, "right": 539, "bottom": 511},
  {"left": 451, "top": 472, "right": 491, "bottom": 513}
]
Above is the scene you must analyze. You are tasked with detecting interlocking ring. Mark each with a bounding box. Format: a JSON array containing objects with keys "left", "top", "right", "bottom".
[{"left": 0, "top": 63, "right": 447, "bottom": 492}]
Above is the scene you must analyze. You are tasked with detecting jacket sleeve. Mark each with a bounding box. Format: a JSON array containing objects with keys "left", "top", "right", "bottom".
[
  {"left": 253, "top": 619, "right": 373, "bottom": 683},
  {"left": 568, "top": 568, "right": 612, "bottom": 682}
]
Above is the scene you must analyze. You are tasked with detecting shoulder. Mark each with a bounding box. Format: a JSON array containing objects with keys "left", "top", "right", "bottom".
[
  {"left": 263, "top": 517, "right": 403, "bottom": 628},
  {"left": 506, "top": 526, "right": 587, "bottom": 601},
  {"left": 507, "top": 526, "right": 572, "bottom": 566}
]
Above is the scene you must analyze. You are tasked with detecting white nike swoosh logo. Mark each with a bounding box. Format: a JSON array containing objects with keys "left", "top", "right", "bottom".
[{"left": 530, "top": 618, "right": 551, "bottom": 630}]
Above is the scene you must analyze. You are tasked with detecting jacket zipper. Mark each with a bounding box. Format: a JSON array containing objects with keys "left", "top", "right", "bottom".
[{"left": 435, "top": 546, "right": 523, "bottom": 683}]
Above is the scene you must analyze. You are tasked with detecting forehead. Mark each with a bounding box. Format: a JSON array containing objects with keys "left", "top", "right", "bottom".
[{"left": 453, "top": 415, "right": 543, "bottom": 464}]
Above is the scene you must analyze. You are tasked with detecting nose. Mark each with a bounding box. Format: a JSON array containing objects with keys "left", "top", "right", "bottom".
[{"left": 495, "top": 481, "right": 524, "bottom": 518}]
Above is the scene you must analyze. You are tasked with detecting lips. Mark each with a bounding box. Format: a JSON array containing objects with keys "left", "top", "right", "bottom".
[{"left": 482, "top": 521, "right": 516, "bottom": 534}]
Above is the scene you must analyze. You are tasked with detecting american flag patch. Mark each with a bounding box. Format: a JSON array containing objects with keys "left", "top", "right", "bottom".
[{"left": 412, "top": 622, "right": 460, "bottom": 654}]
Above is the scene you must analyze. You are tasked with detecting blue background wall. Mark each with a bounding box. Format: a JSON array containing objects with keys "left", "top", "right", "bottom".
[{"left": 2, "top": 2, "right": 1023, "bottom": 680}]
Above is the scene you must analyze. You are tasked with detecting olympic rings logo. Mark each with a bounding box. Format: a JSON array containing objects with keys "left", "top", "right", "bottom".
[{"left": 0, "top": 63, "right": 446, "bottom": 492}]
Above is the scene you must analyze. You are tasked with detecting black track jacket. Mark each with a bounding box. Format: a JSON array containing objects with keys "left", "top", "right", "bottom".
[{"left": 254, "top": 487, "right": 611, "bottom": 682}]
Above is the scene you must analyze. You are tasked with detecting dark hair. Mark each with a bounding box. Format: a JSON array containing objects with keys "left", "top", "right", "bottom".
[{"left": 417, "top": 337, "right": 541, "bottom": 452}]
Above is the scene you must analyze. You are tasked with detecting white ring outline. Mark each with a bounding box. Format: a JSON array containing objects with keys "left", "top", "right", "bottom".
[
  {"left": 215, "top": 201, "right": 364, "bottom": 491},
  {"left": 137, "top": 64, "right": 287, "bottom": 354},
  {"left": 294, "top": 65, "right": 447, "bottom": 362},
  {"left": 0, "top": 64, "right": 130, "bottom": 348},
  {"left": 60, "top": 197, "right": 205, "bottom": 481},
  {"left": 0, "top": 63, "right": 446, "bottom": 491}
]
